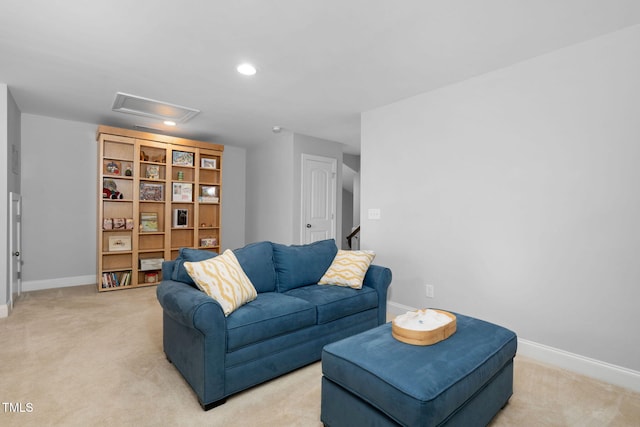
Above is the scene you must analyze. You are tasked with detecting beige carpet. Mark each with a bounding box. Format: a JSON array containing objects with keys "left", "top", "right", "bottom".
[{"left": 1, "top": 285, "right": 639, "bottom": 426}]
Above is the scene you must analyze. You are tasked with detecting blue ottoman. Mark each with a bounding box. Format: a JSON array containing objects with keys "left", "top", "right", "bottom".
[{"left": 321, "top": 313, "right": 517, "bottom": 426}]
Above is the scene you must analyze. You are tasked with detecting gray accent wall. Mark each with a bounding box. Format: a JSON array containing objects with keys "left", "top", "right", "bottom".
[
  {"left": 220, "top": 144, "right": 246, "bottom": 251},
  {"left": 361, "top": 25, "right": 640, "bottom": 372},
  {"left": 21, "top": 115, "right": 97, "bottom": 283},
  {"left": 19, "top": 114, "right": 248, "bottom": 288}
]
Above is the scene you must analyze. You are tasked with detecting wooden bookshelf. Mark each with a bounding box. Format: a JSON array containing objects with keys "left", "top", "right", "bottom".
[{"left": 96, "top": 125, "right": 223, "bottom": 291}]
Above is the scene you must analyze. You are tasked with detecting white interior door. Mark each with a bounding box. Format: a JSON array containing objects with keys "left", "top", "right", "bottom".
[
  {"left": 301, "top": 154, "right": 337, "bottom": 244},
  {"left": 9, "top": 192, "right": 22, "bottom": 309}
]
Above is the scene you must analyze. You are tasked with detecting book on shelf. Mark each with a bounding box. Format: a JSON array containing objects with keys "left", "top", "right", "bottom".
[{"left": 101, "top": 271, "right": 132, "bottom": 288}]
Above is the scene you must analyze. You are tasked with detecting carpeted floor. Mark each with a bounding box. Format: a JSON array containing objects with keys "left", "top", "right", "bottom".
[{"left": 1, "top": 285, "right": 639, "bottom": 426}]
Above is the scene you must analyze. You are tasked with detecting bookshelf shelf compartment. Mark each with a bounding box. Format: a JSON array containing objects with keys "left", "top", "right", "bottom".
[{"left": 97, "top": 125, "right": 223, "bottom": 292}]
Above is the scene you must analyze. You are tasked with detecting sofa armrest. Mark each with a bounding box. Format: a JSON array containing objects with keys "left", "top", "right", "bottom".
[
  {"left": 362, "top": 265, "right": 393, "bottom": 325},
  {"left": 156, "top": 279, "right": 226, "bottom": 335}
]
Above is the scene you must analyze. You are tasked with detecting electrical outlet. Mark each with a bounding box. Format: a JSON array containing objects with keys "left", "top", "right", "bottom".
[{"left": 425, "top": 284, "right": 435, "bottom": 298}]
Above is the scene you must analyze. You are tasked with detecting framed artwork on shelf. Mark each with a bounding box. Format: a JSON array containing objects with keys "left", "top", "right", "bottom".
[
  {"left": 173, "top": 208, "right": 188, "bottom": 228},
  {"left": 108, "top": 236, "right": 132, "bottom": 252},
  {"left": 172, "top": 182, "right": 193, "bottom": 202},
  {"left": 172, "top": 151, "right": 194, "bottom": 166},
  {"left": 140, "top": 212, "right": 159, "bottom": 232},
  {"left": 146, "top": 165, "right": 160, "bottom": 179},
  {"left": 199, "top": 185, "right": 219, "bottom": 203},
  {"left": 201, "top": 158, "right": 217, "bottom": 169},
  {"left": 140, "top": 183, "right": 164, "bottom": 201}
]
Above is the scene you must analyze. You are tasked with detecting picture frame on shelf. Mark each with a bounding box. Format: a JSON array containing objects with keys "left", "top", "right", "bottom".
[
  {"left": 140, "top": 212, "right": 159, "bottom": 232},
  {"left": 172, "top": 182, "right": 193, "bottom": 202},
  {"left": 173, "top": 208, "right": 188, "bottom": 228},
  {"left": 146, "top": 165, "right": 160, "bottom": 179},
  {"left": 140, "top": 183, "right": 164, "bottom": 201},
  {"left": 112, "top": 218, "right": 126, "bottom": 230},
  {"left": 172, "top": 151, "right": 194, "bottom": 166},
  {"left": 199, "top": 185, "right": 219, "bottom": 203},
  {"left": 108, "top": 236, "right": 132, "bottom": 252},
  {"left": 201, "top": 158, "right": 217, "bottom": 169}
]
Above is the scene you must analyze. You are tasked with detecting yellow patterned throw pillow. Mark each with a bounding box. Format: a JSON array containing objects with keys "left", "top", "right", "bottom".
[
  {"left": 184, "top": 249, "right": 257, "bottom": 316},
  {"left": 318, "top": 250, "right": 376, "bottom": 289}
]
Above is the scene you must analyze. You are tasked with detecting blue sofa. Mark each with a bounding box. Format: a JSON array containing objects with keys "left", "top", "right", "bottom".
[{"left": 156, "top": 239, "right": 392, "bottom": 410}]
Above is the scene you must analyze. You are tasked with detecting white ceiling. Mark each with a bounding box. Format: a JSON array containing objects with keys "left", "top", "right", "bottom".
[{"left": 2, "top": 1, "right": 639, "bottom": 154}]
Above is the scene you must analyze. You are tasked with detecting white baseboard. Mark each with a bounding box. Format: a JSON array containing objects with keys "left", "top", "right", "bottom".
[
  {"left": 387, "top": 300, "right": 640, "bottom": 393},
  {"left": 22, "top": 275, "right": 96, "bottom": 292},
  {"left": 0, "top": 303, "right": 9, "bottom": 318},
  {"left": 517, "top": 339, "right": 640, "bottom": 393},
  {"left": 387, "top": 301, "right": 415, "bottom": 317}
]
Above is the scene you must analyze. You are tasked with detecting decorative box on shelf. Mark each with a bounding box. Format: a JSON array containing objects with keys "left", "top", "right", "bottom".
[
  {"left": 140, "top": 258, "right": 164, "bottom": 271},
  {"left": 200, "top": 238, "right": 218, "bottom": 248},
  {"left": 144, "top": 272, "right": 159, "bottom": 283}
]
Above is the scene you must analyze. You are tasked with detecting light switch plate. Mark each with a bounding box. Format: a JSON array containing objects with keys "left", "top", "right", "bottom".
[{"left": 368, "top": 208, "right": 381, "bottom": 220}]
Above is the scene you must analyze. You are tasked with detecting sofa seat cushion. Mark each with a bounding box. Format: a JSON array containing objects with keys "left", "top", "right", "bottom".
[
  {"left": 226, "top": 292, "right": 316, "bottom": 351},
  {"left": 284, "top": 284, "right": 378, "bottom": 325}
]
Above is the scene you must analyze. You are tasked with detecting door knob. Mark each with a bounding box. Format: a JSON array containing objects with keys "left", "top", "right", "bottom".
[
  {"left": 13, "top": 251, "right": 20, "bottom": 257},
  {"left": 306, "top": 224, "right": 312, "bottom": 228}
]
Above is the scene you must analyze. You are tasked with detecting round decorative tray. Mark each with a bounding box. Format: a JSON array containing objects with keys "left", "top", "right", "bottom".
[{"left": 391, "top": 309, "right": 457, "bottom": 346}]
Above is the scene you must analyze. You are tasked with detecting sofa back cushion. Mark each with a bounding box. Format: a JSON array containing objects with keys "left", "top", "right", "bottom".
[
  {"left": 272, "top": 239, "right": 338, "bottom": 292},
  {"left": 233, "top": 241, "right": 277, "bottom": 293},
  {"left": 172, "top": 247, "right": 218, "bottom": 286}
]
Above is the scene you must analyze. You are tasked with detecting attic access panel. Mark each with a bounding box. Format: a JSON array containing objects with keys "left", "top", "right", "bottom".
[{"left": 112, "top": 92, "right": 200, "bottom": 123}]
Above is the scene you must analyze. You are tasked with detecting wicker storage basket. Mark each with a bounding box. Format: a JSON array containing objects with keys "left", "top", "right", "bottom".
[{"left": 392, "top": 309, "right": 456, "bottom": 346}]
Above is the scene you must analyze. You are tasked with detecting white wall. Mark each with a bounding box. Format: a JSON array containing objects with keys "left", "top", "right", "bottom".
[
  {"left": 245, "top": 131, "right": 344, "bottom": 246},
  {"left": 20, "top": 115, "right": 248, "bottom": 290},
  {"left": 362, "top": 25, "right": 640, "bottom": 374},
  {"left": 0, "top": 85, "right": 8, "bottom": 314},
  {"left": 1, "top": 85, "right": 21, "bottom": 316},
  {"left": 245, "top": 131, "right": 295, "bottom": 244}
]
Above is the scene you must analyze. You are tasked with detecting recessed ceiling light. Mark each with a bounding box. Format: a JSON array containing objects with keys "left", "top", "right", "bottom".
[
  {"left": 237, "top": 63, "right": 257, "bottom": 76},
  {"left": 164, "top": 120, "right": 176, "bottom": 126}
]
